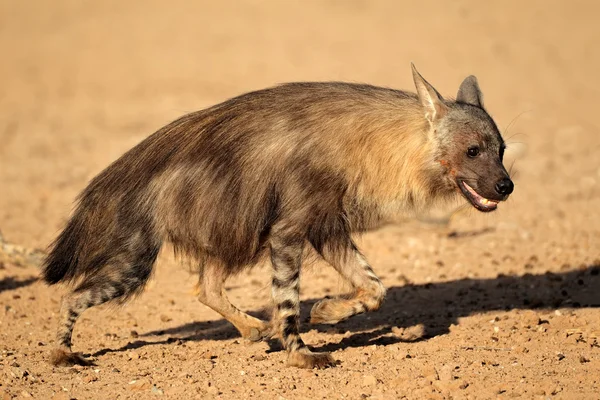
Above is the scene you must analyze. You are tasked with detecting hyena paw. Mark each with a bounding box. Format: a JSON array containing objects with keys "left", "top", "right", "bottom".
[
  {"left": 287, "top": 348, "right": 336, "bottom": 369},
  {"left": 310, "top": 298, "right": 352, "bottom": 325},
  {"left": 242, "top": 321, "right": 273, "bottom": 342},
  {"left": 49, "top": 349, "right": 95, "bottom": 367}
]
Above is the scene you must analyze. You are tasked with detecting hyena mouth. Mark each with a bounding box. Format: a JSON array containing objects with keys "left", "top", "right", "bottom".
[{"left": 458, "top": 180, "right": 498, "bottom": 212}]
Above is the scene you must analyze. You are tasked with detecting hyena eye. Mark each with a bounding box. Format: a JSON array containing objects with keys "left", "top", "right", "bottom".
[{"left": 467, "top": 146, "right": 480, "bottom": 158}]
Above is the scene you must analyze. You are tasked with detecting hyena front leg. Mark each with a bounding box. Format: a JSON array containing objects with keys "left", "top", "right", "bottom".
[
  {"left": 270, "top": 232, "right": 335, "bottom": 369},
  {"left": 310, "top": 243, "right": 386, "bottom": 324},
  {"left": 197, "top": 262, "right": 270, "bottom": 342}
]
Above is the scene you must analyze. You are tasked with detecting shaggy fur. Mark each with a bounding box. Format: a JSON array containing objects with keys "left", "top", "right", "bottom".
[{"left": 43, "top": 64, "right": 513, "bottom": 368}]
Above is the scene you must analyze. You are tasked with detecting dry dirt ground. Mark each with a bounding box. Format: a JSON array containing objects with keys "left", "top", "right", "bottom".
[{"left": 1, "top": 1, "right": 599, "bottom": 399}]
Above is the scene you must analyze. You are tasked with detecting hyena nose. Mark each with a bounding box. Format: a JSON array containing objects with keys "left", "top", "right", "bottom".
[{"left": 495, "top": 178, "right": 514, "bottom": 196}]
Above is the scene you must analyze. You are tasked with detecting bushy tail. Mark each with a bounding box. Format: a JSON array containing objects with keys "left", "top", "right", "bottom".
[{"left": 42, "top": 209, "right": 90, "bottom": 285}]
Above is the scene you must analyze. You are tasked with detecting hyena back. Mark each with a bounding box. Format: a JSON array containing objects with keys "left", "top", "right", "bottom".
[{"left": 43, "top": 64, "right": 513, "bottom": 368}]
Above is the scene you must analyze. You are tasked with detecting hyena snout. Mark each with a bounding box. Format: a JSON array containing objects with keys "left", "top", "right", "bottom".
[{"left": 495, "top": 178, "right": 514, "bottom": 196}]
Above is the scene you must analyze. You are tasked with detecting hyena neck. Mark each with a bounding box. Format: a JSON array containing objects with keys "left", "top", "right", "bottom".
[{"left": 342, "top": 105, "right": 449, "bottom": 226}]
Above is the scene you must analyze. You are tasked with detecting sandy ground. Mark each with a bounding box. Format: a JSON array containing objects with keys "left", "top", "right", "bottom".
[{"left": 1, "top": 1, "right": 600, "bottom": 399}]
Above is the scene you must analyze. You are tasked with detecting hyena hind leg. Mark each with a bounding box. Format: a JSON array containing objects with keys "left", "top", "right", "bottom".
[
  {"left": 51, "top": 256, "right": 158, "bottom": 366},
  {"left": 310, "top": 244, "right": 386, "bottom": 325},
  {"left": 196, "top": 262, "right": 271, "bottom": 342},
  {"left": 51, "top": 289, "right": 99, "bottom": 367}
]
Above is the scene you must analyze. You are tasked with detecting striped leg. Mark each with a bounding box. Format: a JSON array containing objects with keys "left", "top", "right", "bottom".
[
  {"left": 50, "top": 290, "right": 98, "bottom": 366},
  {"left": 49, "top": 231, "right": 160, "bottom": 367},
  {"left": 50, "top": 273, "right": 145, "bottom": 366},
  {"left": 310, "top": 243, "right": 386, "bottom": 324},
  {"left": 270, "top": 233, "right": 335, "bottom": 369}
]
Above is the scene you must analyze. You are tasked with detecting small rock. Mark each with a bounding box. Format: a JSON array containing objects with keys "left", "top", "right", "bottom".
[
  {"left": 391, "top": 325, "right": 424, "bottom": 341},
  {"left": 546, "top": 386, "right": 562, "bottom": 395},
  {"left": 579, "top": 355, "right": 590, "bottom": 363},
  {"left": 514, "top": 345, "right": 529, "bottom": 354},
  {"left": 11, "top": 367, "right": 27, "bottom": 379},
  {"left": 160, "top": 315, "right": 172, "bottom": 323},
  {"left": 129, "top": 379, "right": 152, "bottom": 391},
  {"left": 420, "top": 366, "right": 439, "bottom": 380},
  {"left": 520, "top": 311, "right": 540, "bottom": 328},
  {"left": 437, "top": 365, "right": 454, "bottom": 382},
  {"left": 128, "top": 351, "right": 140, "bottom": 360},
  {"left": 362, "top": 375, "right": 378, "bottom": 386},
  {"left": 83, "top": 374, "right": 98, "bottom": 383},
  {"left": 199, "top": 351, "right": 217, "bottom": 360},
  {"left": 433, "top": 380, "right": 464, "bottom": 393},
  {"left": 20, "top": 391, "right": 32, "bottom": 398},
  {"left": 151, "top": 386, "right": 163, "bottom": 395},
  {"left": 130, "top": 330, "right": 139, "bottom": 338}
]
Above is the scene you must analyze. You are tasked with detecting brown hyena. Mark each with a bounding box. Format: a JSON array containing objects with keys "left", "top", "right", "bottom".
[{"left": 42, "top": 64, "right": 513, "bottom": 369}]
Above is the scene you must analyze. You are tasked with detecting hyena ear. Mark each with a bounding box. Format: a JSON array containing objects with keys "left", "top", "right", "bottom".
[
  {"left": 411, "top": 63, "right": 448, "bottom": 123},
  {"left": 457, "top": 75, "right": 484, "bottom": 108}
]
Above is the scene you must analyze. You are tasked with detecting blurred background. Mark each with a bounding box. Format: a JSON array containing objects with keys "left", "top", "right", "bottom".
[{"left": 1, "top": 0, "right": 598, "bottom": 250}]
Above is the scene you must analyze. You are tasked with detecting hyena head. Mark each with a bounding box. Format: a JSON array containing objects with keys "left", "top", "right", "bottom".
[{"left": 411, "top": 64, "right": 514, "bottom": 212}]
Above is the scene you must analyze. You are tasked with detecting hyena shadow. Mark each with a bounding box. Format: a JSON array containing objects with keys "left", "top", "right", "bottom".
[
  {"left": 135, "top": 264, "right": 600, "bottom": 354},
  {"left": 0, "top": 276, "right": 38, "bottom": 293}
]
